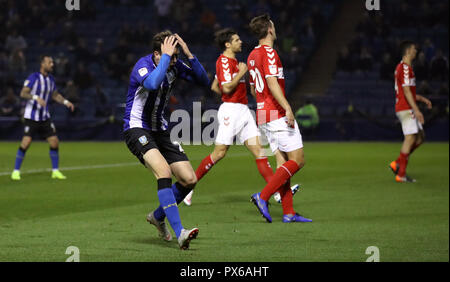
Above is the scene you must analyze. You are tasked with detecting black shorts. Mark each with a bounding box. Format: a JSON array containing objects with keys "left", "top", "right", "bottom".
[
  {"left": 23, "top": 119, "right": 57, "bottom": 139},
  {"left": 124, "top": 128, "right": 189, "bottom": 166}
]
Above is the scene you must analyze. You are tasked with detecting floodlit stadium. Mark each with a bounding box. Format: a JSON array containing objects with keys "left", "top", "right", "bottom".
[{"left": 0, "top": 0, "right": 448, "bottom": 266}]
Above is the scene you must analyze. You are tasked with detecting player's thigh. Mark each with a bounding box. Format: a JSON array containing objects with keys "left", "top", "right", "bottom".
[
  {"left": 274, "top": 150, "right": 288, "bottom": 168},
  {"left": 286, "top": 147, "right": 305, "bottom": 168},
  {"left": 170, "top": 161, "right": 197, "bottom": 187},
  {"left": 244, "top": 136, "right": 263, "bottom": 158},
  {"left": 142, "top": 148, "right": 172, "bottom": 179}
]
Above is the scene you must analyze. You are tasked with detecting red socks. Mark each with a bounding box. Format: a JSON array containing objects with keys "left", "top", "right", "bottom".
[
  {"left": 260, "top": 160, "right": 299, "bottom": 201},
  {"left": 279, "top": 179, "right": 295, "bottom": 215},
  {"left": 397, "top": 152, "right": 409, "bottom": 177},
  {"left": 195, "top": 155, "right": 215, "bottom": 181},
  {"left": 255, "top": 157, "right": 274, "bottom": 183}
]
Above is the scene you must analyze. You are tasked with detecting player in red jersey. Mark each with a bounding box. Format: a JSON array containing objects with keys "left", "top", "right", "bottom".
[
  {"left": 183, "top": 28, "right": 275, "bottom": 205},
  {"left": 247, "top": 14, "right": 311, "bottom": 223},
  {"left": 389, "top": 40, "right": 432, "bottom": 183}
]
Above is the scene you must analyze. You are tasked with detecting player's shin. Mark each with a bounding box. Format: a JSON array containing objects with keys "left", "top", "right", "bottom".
[
  {"left": 260, "top": 160, "right": 299, "bottom": 201},
  {"left": 280, "top": 180, "right": 295, "bottom": 215},
  {"left": 195, "top": 155, "right": 215, "bottom": 181},
  {"left": 14, "top": 147, "right": 27, "bottom": 171},
  {"left": 156, "top": 178, "right": 184, "bottom": 238},
  {"left": 49, "top": 147, "right": 59, "bottom": 170}
]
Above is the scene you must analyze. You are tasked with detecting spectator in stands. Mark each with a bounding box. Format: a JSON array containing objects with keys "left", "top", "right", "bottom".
[
  {"left": 94, "top": 83, "right": 112, "bottom": 118},
  {"left": 54, "top": 52, "right": 71, "bottom": 78},
  {"left": 414, "top": 51, "right": 429, "bottom": 81},
  {"left": 430, "top": 49, "right": 449, "bottom": 81},
  {"left": 60, "top": 21, "right": 79, "bottom": 51},
  {"left": 437, "top": 82, "right": 449, "bottom": 97},
  {"left": 92, "top": 38, "right": 106, "bottom": 65},
  {"left": 380, "top": 52, "right": 395, "bottom": 81},
  {"left": 74, "top": 38, "right": 92, "bottom": 64},
  {"left": 73, "top": 62, "right": 94, "bottom": 90},
  {"left": 337, "top": 46, "right": 354, "bottom": 72},
  {"left": 63, "top": 80, "right": 80, "bottom": 116},
  {"left": 358, "top": 47, "right": 373, "bottom": 72},
  {"left": 8, "top": 48, "right": 26, "bottom": 73},
  {"left": 5, "top": 29, "right": 27, "bottom": 52},
  {"left": 154, "top": 0, "right": 173, "bottom": 29},
  {"left": 417, "top": 81, "right": 434, "bottom": 97},
  {"left": 422, "top": 38, "right": 436, "bottom": 61},
  {"left": 0, "top": 87, "right": 21, "bottom": 117}
]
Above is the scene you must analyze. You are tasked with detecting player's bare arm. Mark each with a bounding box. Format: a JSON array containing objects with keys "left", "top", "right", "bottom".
[
  {"left": 52, "top": 90, "right": 75, "bottom": 112},
  {"left": 403, "top": 86, "right": 424, "bottom": 125},
  {"left": 416, "top": 94, "right": 433, "bottom": 109},
  {"left": 211, "top": 77, "right": 221, "bottom": 95},
  {"left": 20, "top": 86, "right": 46, "bottom": 107},
  {"left": 266, "top": 76, "right": 295, "bottom": 127},
  {"left": 222, "top": 62, "right": 247, "bottom": 94},
  {"left": 174, "top": 34, "right": 194, "bottom": 59}
]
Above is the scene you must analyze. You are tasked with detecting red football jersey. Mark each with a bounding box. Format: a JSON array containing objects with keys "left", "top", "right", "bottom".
[
  {"left": 394, "top": 61, "right": 417, "bottom": 112},
  {"left": 247, "top": 45, "right": 286, "bottom": 125},
  {"left": 215, "top": 54, "right": 248, "bottom": 104}
]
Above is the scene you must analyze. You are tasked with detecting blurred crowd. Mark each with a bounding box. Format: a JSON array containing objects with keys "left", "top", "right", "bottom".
[{"left": 0, "top": 0, "right": 336, "bottom": 118}]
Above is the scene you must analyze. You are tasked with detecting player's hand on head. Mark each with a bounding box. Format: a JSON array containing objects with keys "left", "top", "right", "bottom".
[
  {"left": 238, "top": 62, "right": 248, "bottom": 74},
  {"left": 174, "top": 33, "right": 194, "bottom": 59},
  {"left": 161, "top": 35, "right": 178, "bottom": 57}
]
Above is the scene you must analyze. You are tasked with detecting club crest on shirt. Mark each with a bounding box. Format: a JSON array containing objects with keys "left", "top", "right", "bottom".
[
  {"left": 138, "top": 67, "right": 148, "bottom": 77},
  {"left": 269, "top": 65, "right": 277, "bottom": 75},
  {"left": 138, "top": 135, "right": 148, "bottom": 145}
]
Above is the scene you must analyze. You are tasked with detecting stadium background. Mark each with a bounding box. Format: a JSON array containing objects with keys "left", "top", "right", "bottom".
[
  {"left": 0, "top": 0, "right": 448, "bottom": 263},
  {"left": 0, "top": 0, "right": 448, "bottom": 141}
]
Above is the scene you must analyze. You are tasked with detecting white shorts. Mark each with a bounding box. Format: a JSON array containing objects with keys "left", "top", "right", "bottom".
[
  {"left": 215, "top": 103, "right": 260, "bottom": 145},
  {"left": 259, "top": 116, "right": 303, "bottom": 153},
  {"left": 396, "top": 109, "right": 423, "bottom": 136}
]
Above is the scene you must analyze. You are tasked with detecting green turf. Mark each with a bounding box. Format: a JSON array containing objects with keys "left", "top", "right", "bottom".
[{"left": 0, "top": 141, "right": 448, "bottom": 262}]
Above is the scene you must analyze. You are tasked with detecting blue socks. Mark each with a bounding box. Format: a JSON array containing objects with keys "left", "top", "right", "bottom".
[
  {"left": 14, "top": 147, "right": 26, "bottom": 170},
  {"left": 49, "top": 148, "right": 59, "bottom": 170},
  {"left": 156, "top": 179, "right": 184, "bottom": 238},
  {"left": 154, "top": 182, "right": 191, "bottom": 222}
]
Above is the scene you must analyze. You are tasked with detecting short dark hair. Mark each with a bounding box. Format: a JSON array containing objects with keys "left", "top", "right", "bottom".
[
  {"left": 39, "top": 54, "right": 52, "bottom": 64},
  {"left": 152, "top": 30, "right": 173, "bottom": 53},
  {"left": 400, "top": 40, "right": 416, "bottom": 57},
  {"left": 249, "top": 14, "right": 272, "bottom": 40},
  {"left": 214, "top": 28, "right": 237, "bottom": 51}
]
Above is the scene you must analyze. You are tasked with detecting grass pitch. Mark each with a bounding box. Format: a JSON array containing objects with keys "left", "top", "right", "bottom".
[{"left": 0, "top": 141, "right": 448, "bottom": 262}]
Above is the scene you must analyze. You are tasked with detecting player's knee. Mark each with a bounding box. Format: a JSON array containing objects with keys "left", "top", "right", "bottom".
[
  {"left": 297, "top": 159, "right": 306, "bottom": 170},
  {"left": 181, "top": 173, "right": 197, "bottom": 189}
]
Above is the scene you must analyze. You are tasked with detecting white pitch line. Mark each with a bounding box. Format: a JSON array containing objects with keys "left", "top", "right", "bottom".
[{"left": 0, "top": 152, "right": 253, "bottom": 177}]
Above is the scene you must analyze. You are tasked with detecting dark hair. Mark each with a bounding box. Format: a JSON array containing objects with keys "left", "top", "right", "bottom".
[
  {"left": 39, "top": 54, "right": 52, "bottom": 64},
  {"left": 214, "top": 28, "right": 237, "bottom": 51},
  {"left": 249, "top": 14, "right": 272, "bottom": 40},
  {"left": 400, "top": 40, "right": 416, "bottom": 57},
  {"left": 152, "top": 30, "right": 173, "bottom": 53}
]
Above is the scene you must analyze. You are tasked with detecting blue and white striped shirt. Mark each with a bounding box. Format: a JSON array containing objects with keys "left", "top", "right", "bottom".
[
  {"left": 23, "top": 72, "right": 56, "bottom": 121},
  {"left": 123, "top": 54, "right": 209, "bottom": 132}
]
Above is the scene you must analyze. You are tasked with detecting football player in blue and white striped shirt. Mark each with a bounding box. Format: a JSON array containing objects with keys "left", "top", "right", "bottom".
[
  {"left": 123, "top": 31, "right": 209, "bottom": 249},
  {"left": 11, "top": 55, "right": 75, "bottom": 180}
]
